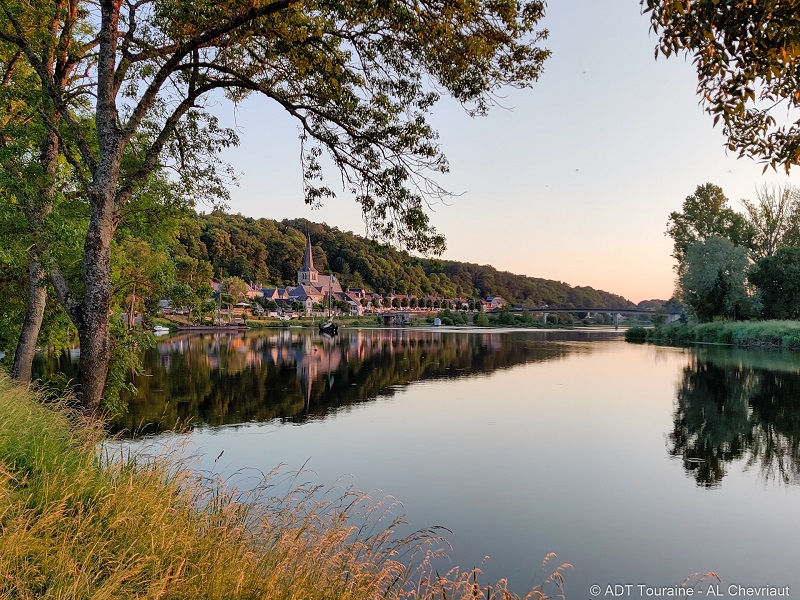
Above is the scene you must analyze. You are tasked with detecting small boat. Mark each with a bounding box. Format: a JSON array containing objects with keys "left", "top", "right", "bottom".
[
  {"left": 319, "top": 318, "right": 339, "bottom": 336},
  {"left": 153, "top": 325, "right": 170, "bottom": 333}
]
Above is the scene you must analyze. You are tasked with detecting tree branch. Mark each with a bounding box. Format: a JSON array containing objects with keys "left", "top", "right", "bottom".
[{"left": 121, "top": 0, "right": 297, "bottom": 141}]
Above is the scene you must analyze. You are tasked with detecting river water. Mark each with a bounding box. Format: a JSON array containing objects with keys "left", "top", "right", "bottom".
[{"left": 36, "top": 328, "right": 800, "bottom": 597}]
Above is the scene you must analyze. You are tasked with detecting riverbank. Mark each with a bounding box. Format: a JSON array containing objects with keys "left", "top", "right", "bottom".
[
  {"left": 0, "top": 375, "right": 566, "bottom": 599},
  {"left": 625, "top": 320, "right": 800, "bottom": 350}
]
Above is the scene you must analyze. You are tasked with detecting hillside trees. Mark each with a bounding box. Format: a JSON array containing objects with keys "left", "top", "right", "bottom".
[
  {"left": 178, "top": 212, "right": 636, "bottom": 308},
  {"left": 645, "top": 0, "right": 800, "bottom": 171},
  {"left": 1, "top": 0, "right": 550, "bottom": 415}
]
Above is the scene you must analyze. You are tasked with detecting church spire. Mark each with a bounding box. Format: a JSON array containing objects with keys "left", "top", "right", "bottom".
[
  {"left": 301, "top": 234, "right": 315, "bottom": 271},
  {"left": 298, "top": 233, "right": 319, "bottom": 286}
]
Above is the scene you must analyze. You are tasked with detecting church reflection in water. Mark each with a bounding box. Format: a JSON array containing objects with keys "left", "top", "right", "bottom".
[{"left": 102, "top": 328, "right": 603, "bottom": 435}]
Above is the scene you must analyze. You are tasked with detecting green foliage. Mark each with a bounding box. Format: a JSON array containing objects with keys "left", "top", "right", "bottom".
[
  {"left": 438, "top": 309, "right": 467, "bottom": 326},
  {"left": 645, "top": 0, "right": 800, "bottom": 171},
  {"left": 221, "top": 276, "right": 248, "bottom": 302},
  {"left": 666, "top": 184, "right": 754, "bottom": 270},
  {"left": 679, "top": 237, "right": 755, "bottom": 322},
  {"left": 624, "top": 327, "right": 648, "bottom": 343},
  {"left": 741, "top": 184, "right": 800, "bottom": 259},
  {"left": 749, "top": 246, "right": 800, "bottom": 320},
  {"left": 180, "top": 212, "right": 635, "bottom": 307},
  {"left": 640, "top": 320, "right": 800, "bottom": 350},
  {"left": 474, "top": 311, "right": 490, "bottom": 327}
]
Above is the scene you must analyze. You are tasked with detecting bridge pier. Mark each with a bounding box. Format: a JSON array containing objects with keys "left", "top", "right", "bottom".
[
  {"left": 542, "top": 312, "right": 549, "bottom": 324},
  {"left": 614, "top": 312, "right": 620, "bottom": 330}
]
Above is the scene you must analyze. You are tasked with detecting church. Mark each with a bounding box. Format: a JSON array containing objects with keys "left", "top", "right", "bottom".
[{"left": 261, "top": 235, "right": 361, "bottom": 316}]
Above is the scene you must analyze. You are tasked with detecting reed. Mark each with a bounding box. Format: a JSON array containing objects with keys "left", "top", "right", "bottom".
[{"left": 0, "top": 375, "right": 568, "bottom": 599}]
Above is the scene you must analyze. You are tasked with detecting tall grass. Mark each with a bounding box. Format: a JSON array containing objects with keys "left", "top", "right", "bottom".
[{"left": 0, "top": 375, "right": 569, "bottom": 599}]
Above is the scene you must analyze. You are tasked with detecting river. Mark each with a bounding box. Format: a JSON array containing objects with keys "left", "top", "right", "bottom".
[{"left": 35, "top": 328, "right": 800, "bottom": 597}]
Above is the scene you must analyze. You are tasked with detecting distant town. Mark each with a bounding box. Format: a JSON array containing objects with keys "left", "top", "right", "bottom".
[{"left": 162, "top": 235, "right": 510, "bottom": 324}]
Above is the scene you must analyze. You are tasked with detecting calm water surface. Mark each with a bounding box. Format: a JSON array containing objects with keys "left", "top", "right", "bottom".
[{"left": 37, "top": 329, "right": 800, "bottom": 597}]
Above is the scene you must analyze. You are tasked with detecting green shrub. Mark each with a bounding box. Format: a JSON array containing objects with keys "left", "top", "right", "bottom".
[
  {"left": 474, "top": 312, "right": 490, "bottom": 327},
  {"left": 624, "top": 327, "right": 648, "bottom": 342}
]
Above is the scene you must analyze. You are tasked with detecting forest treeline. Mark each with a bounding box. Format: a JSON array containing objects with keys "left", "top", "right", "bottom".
[{"left": 182, "top": 211, "right": 636, "bottom": 309}]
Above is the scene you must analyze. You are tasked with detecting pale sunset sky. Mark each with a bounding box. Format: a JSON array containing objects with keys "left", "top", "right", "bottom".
[{"left": 214, "top": 1, "right": 794, "bottom": 303}]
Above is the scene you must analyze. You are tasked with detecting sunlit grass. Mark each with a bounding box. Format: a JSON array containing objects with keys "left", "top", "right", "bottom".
[{"left": 0, "top": 374, "right": 569, "bottom": 599}]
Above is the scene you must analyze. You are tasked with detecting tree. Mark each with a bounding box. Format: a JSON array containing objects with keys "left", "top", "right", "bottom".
[
  {"left": 741, "top": 184, "right": 800, "bottom": 259},
  {"left": 0, "top": 39, "right": 67, "bottom": 382},
  {"left": 644, "top": 0, "right": 800, "bottom": 171},
  {"left": 1, "top": 0, "right": 550, "bottom": 415},
  {"left": 666, "top": 183, "right": 753, "bottom": 271},
  {"left": 749, "top": 247, "right": 800, "bottom": 320},
  {"left": 679, "top": 237, "right": 755, "bottom": 322},
  {"left": 221, "top": 276, "right": 248, "bottom": 303}
]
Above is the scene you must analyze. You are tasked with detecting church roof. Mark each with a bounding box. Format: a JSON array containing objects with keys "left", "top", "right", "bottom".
[{"left": 301, "top": 234, "right": 317, "bottom": 273}]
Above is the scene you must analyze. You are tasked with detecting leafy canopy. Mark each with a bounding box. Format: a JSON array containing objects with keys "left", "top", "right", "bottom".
[
  {"left": 666, "top": 183, "right": 753, "bottom": 271},
  {"left": 748, "top": 246, "right": 800, "bottom": 320},
  {"left": 1, "top": 0, "right": 550, "bottom": 254},
  {"left": 679, "top": 236, "right": 755, "bottom": 322},
  {"left": 644, "top": 0, "right": 800, "bottom": 171}
]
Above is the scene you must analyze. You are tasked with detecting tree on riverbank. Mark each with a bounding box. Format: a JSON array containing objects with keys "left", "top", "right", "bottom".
[
  {"left": 666, "top": 184, "right": 753, "bottom": 273},
  {"left": 741, "top": 184, "right": 800, "bottom": 259},
  {"left": 748, "top": 247, "right": 800, "bottom": 320},
  {"left": 679, "top": 237, "right": 755, "bottom": 322},
  {"left": 1, "top": 0, "right": 550, "bottom": 415}
]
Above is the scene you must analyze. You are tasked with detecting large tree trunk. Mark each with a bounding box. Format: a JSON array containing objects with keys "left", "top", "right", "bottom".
[
  {"left": 74, "top": 204, "right": 115, "bottom": 418},
  {"left": 11, "top": 259, "right": 48, "bottom": 382},
  {"left": 67, "top": 0, "right": 125, "bottom": 417},
  {"left": 76, "top": 213, "right": 113, "bottom": 417}
]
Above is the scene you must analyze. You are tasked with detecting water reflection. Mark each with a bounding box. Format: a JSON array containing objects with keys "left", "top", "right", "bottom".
[
  {"left": 670, "top": 348, "right": 800, "bottom": 487},
  {"left": 89, "top": 329, "right": 616, "bottom": 435}
]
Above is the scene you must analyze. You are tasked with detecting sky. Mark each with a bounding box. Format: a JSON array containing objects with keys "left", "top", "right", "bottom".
[{"left": 212, "top": 0, "right": 794, "bottom": 304}]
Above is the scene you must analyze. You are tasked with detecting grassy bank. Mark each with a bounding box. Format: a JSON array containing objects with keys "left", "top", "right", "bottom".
[
  {"left": 0, "top": 376, "right": 567, "bottom": 599},
  {"left": 625, "top": 320, "right": 800, "bottom": 350}
]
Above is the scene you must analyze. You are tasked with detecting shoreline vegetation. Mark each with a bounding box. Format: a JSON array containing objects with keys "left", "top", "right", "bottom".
[
  {"left": 625, "top": 321, "right": 800, "bottom": 350},
  {"left": 0, "top": 375, "right": 570, "bottom": 599},
  {"left": 155, "top": 311, "right": 645, "bottom": 331}
]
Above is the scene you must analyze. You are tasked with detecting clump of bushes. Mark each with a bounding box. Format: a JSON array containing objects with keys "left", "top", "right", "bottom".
[{"left": 624, "top": 326, "right": 648, "bottom": 342}]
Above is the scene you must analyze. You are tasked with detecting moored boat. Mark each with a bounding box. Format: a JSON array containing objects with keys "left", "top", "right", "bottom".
[{"left": 319, "top": 318, "right": 338, "bottom": 336}]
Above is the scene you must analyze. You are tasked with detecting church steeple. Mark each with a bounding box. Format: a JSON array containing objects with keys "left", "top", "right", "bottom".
[
  {"left": 297, "top": 234, "right": 319, "bottom": 285},
  {"left": 301, "top": 234, "right": 314, "bottom": 272}
]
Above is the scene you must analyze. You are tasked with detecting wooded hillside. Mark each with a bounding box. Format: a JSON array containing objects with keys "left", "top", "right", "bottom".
[{"left": 178, "top": 211, "right": 635, "bottom": 308}]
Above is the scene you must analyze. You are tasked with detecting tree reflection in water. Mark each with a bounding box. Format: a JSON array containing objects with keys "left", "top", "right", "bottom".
[
  {"left": 78, "top": 329, "right": 606, "bottom": 436},
  {"left": 669, "top": 348, "right": 800, "bottom": 488}
]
